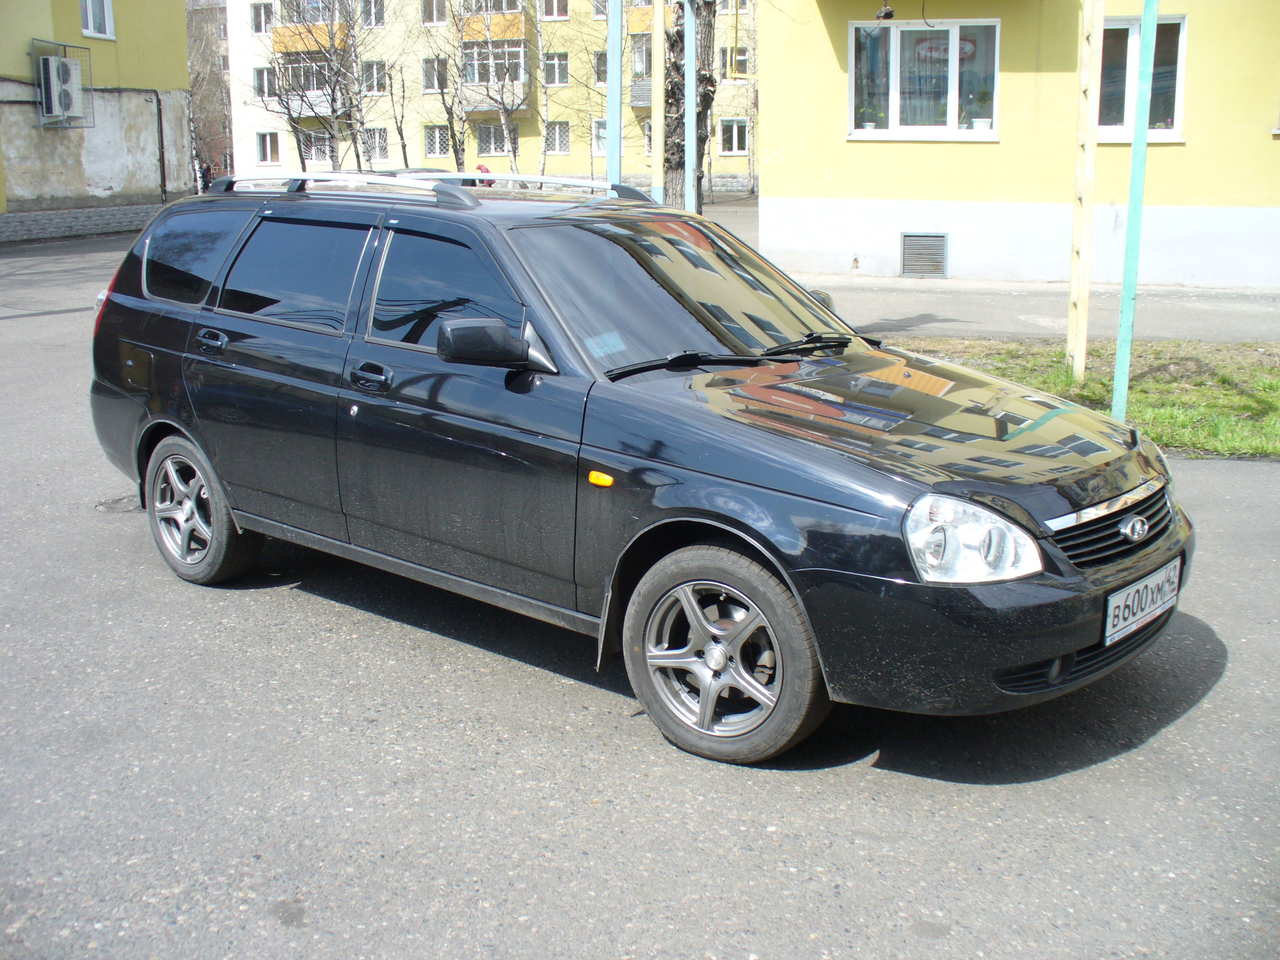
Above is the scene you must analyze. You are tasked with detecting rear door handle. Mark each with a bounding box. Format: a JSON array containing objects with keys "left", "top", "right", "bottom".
[
  {"left": 195, "top": 328, "right": 228, "bottom": 353},
  {"left": 351, "top": 362, "right": 392, "bottom": 392}
]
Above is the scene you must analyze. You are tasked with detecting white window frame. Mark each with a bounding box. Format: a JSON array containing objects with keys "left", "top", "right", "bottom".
[
  {"left": 361, "top": 0, "right": 385, "bottom": 27},
  {"left": 251, "top": 2, "right": 274, "bottom": 33},
  {"left": 463, "top": 40, "right": 525, "bottom": 85},
  {"left": 593, "top": 50, "right": 607, "bottom": 86},
  {"left": 543, "top": 51, "right": 569, "bottom": 86},
  {"left": 81, "top": 0, "right": 116, "bottom": 39},
  {"left": 591, "top": 117, "right": 614, "bottom": 156},
  {"left": 1097, "top": 15, "right": 1187, "bottom": 145},
  {"left": 423, "top": 57, "right": 448, "bottom": 92},
  {"left": 300, "top": 130, "right": 333, "bottom": 163},
  {"left": 542, "top": 0, "right": 568, "bottom": 20},
  {"left": 592, "top": 0, "right": 606, "bottom": 20},
  {"left": 424, "top": 124, "right": 451, "bottom": 157},
  {"left": 719, "top": 45, "right": 748, "bottom": 82},
  {"left": 717, "top": 0, "right": 748, "bottom": 13},
  {"left": 253, "top": 67, "right": 278, "bottom": 98},
  {"left": 642, "top": 118, "right": 652, "bottom": 155},
  {"left": 257, "top": 131, "right": 280, "bottom": 164},
  {"left": 632, "top": 33, "right": 651, "bottom": 79},
  {"left": 545, "top": 120, "right": 570, "bottom": 155},
  {"left": 362, "top": 60, "right": 388, "bottom": 94},
  {"left": 362, "top": 126, "right": 389, "bottom": 161},
  {"left": 847, "top": 19, "right": 1001, "bottom": 142},
  {"left": 719, "top": 117, "right": 748, "bottom": 155},
  {"left": 476, "top": 122, "right": 510, "bottom": 156},
  {"left": 422, "top": 0, "right": 447, "bottom": 24},
  {"left": 463, "top": 0, "right": 520, "bottom": 12}
]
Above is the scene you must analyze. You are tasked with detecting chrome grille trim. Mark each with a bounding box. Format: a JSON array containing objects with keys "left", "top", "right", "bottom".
[{"left": 1044, "top": 477, "right": 1167, "bottom": 533}]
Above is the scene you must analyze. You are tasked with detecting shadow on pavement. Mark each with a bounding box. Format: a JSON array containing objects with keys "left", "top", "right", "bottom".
[
  {"left": 770, "top": 611, "right": 1226, "bottom": 783},
  {"left": 236, "top": 541, "right": 633, "bottom": 698},
  {"left": 856, "top": 313, "right": 975, "bottom": 335},
  {"left": 231, "top": 544, "right": 1225, "bottom": 782}
]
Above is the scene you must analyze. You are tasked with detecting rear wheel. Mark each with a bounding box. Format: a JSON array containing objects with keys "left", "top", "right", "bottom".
[
  {"left": 622, "top": 545, "right": 830, "bottom": 764},
  {"left": 145, "top": 436, "right": 260, "bottom": 584}
]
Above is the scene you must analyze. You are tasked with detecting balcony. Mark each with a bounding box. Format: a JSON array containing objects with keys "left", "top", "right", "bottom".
[
  {"left": 630, "top": 79, "right": 652, "bottom": 108},
  {"left": 272, "top": 23, "right": 347, "bottom": 54},
  {"left": 281, "top": 90, "right": 342, "bottom": 118},
  {"left": 460, "top": 78, "right": 530, "bottom": 115}
]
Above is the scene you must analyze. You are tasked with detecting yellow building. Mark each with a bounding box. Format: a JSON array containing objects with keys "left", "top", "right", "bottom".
[
  {"left": 0, "top": 0, "right": 192, "bottom": 234},
  {"left": 228, "top": 0, "right": 756, "bottom": 194},
  {"left": 757, "top": 1, "right": 1279, "bottom": 287}
]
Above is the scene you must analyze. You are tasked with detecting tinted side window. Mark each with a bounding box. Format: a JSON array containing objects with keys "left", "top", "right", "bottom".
[
  {"left": 219, "top": 219, "right": 370, "bottom": 329},
  {"left": 145, "top": 210, "right": 253, "bottom": 304},
  {"left": 369, "top": 228, "right": 521, "bottom": 350}
]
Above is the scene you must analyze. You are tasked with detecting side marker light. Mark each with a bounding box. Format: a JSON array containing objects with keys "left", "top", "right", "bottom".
[{"left": 588, "top": 470, "right": 614, "bottom": 488}]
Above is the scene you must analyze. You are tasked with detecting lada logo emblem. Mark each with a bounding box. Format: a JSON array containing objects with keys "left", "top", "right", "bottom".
[{"left": 1118, "top": 514, "right": 1149, "bottom": 543}]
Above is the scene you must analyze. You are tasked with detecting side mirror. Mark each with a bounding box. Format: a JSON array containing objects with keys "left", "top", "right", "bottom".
[
  {"left": 808, "top": 289, "right": 835, "bottom": 311},
  {"left": 437, "top": 317, "right": 529, "bottom": 368}
]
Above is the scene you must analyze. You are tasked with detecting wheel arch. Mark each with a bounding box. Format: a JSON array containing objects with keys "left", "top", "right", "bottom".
[
  {"left": 595, "top": 516, "right": 815, "bottom": 672},
  {"left": 135, "top": 419, "right": 195, "bottom": 507}
]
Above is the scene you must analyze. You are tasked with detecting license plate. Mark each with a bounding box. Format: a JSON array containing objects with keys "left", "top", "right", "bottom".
[{"left": 1104, "top": 557, "right": 1181, "bottom": 645}]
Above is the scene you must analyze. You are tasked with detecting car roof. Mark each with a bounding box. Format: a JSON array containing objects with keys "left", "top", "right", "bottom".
[{"left": 180, "top": 175, "right": 697, "bottom": 230}]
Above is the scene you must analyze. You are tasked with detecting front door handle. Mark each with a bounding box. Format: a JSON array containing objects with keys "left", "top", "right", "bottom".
[
  {"left": 351, "top": 362, "right": 392, "bottom": 392},
  {"left": 195, "top": 328, "right": 228, "bottom": 353}
]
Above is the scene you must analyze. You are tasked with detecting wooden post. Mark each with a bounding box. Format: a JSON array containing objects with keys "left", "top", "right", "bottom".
[{"left": 1066, "top": 0, "right": 1105, "bottom": 381}]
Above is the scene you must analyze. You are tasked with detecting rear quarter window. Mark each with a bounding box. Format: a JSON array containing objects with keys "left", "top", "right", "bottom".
[
  {"left": 219, "top": 219, "right": 371, "bottom": 330},
  {"left": 144, "top": 209, "right": 254, "bottom": 304}
]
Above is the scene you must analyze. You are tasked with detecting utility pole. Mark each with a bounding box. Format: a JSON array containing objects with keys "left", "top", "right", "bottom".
[
  {"left": 1066, "top": 0, "right": 1105, "bottom": 381},
  {"left": 606, "top": 0, "right": 623, "bottom": 185},
  {"left": 683, "top": 0, "right": 696, "bottom": 211},
  {"left": 1113, "top": 0, "right": 1160, "bottom": 422},
  {"left": 651, "top": 0, "right": 665, "bottom": 203}
]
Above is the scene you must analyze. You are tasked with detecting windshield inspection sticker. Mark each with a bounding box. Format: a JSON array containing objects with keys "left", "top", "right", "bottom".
[{"left": 584, "top": 331, "right": 627, "bottom": 359}]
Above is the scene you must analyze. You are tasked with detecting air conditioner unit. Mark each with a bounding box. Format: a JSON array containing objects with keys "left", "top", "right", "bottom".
[{"left": 39, "top": 56, "right": 85, "bottom": 120}]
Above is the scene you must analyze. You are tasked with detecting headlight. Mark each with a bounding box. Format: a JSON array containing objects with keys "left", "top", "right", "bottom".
[{"left": 903, "top": 494, "right": 1043, "bottom": 584}]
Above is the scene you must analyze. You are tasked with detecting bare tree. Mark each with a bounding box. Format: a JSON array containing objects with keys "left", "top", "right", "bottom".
[
  {"left": 252, "top": 0, "right": 420, "bottom": 171},
  {"left": 664, "top": 0, "right": 717, "bottom": 209},
  {"left": 420, "top": 16, "right": 473, "bottom": 172}
]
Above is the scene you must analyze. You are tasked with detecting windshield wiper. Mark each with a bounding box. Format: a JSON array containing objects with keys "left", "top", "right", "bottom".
[
  {"left": 759, "top": 331, "right": 854, "bottom": 357},
  {"left": 604, "top": 350, "right": 797, "bottom": 382}
]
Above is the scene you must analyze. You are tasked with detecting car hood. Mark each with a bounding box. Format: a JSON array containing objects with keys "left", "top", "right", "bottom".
[{"left": 583, "top": 346, "right": 1165, "bottom": 530}]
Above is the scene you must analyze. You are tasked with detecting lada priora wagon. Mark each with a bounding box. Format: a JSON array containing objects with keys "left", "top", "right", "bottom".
[{"left": 91, "top": 173, "right": 1194, "bottom": 763}]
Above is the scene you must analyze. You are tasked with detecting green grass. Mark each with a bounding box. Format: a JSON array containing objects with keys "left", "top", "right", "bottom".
[{"left": 892, "top": 338, "right": 1280, "bottom": 458}]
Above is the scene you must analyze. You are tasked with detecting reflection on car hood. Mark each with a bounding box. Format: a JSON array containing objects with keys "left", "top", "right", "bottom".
[{"left": 584, "top": 346, "right": 1165, "bottom": 526}]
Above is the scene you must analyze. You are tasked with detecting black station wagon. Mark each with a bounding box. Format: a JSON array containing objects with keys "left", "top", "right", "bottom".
[{"left": 91, "top": 172, "right": 1194, "bottom": 763}]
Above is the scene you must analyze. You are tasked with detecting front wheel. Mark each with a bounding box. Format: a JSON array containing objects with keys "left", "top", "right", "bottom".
[
  {"left": 145, "top": 436, "right": 261, "bottom": 585},
  {"left": 622, "top": 545, "right": 831, "bottom": 764}
]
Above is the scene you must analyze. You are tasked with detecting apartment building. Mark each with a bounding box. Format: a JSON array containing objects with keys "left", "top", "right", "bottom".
[
  {"left": 188, "top": 0, "right": 235, "bottom": 182},
  {"left": 757, "top": 1, "right": 1279, "bottom": 286},
  {"left": 226, "top": 0, "right": 756, "bottom": 192},
  {"left": 0, "top": 0, "right": 192, "bottom": 239}
]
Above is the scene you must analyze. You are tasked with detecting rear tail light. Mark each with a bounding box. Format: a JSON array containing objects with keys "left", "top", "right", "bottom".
[{"left": 94, "top": 267, "right": 120, "bottom": 337}]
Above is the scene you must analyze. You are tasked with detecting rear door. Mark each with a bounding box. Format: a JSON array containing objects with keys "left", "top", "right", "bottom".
[
  {"left": 336, "top": 213, "right": 587, "bottom": 608},
  {"left": 185, "top": 202, "right": 379, "bottom": 540}
]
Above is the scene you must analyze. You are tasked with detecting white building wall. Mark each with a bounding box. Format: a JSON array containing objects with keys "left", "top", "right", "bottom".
[{"left": 761, "top": 197, "right": 1280, "bottom": 288}]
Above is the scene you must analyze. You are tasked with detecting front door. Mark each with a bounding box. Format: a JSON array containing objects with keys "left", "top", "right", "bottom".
[{"left": 337, "top": 214, "right": 586, "bottom": 608}]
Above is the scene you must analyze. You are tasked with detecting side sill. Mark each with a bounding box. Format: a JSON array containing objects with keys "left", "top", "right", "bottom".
[{"left": 234, "top": 512, "right": 600, "bottom": 638}]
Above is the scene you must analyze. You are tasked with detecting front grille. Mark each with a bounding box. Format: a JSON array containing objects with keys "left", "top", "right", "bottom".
[
  {"left": 993, "top": 609, "right": 1172, "bottom": 695},
  {"left": 1050, "top": 489, "right": 1173, "bottom": 569}
]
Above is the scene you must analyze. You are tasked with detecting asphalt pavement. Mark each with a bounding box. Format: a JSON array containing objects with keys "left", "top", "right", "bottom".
[
  {"left": 703, "top": 196, "right": 1280, "bottom": 342},
  {"left": 0, "top": 233, "right": 1276, "bottom": 959}
]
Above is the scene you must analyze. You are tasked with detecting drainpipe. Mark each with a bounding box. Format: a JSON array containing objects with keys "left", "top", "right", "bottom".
[{"left": 152, "top": 89, "right": 168, "bottom": 204}]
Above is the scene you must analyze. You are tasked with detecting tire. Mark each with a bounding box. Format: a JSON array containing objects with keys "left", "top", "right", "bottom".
[
  {"left": 144, "top": 436, "right": 261, "bottom": 585},
  {"left": 622, "top": 545, "right": 831, "bottom": 764}
]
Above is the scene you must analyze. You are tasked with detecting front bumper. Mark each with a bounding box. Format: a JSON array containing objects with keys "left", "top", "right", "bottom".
[{"left": 793, "top": 505, "right": 1195, "bottom": 715}]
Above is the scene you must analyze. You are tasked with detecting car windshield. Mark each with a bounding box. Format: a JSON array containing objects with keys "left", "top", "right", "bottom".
[{"left": 509, "top": 217, "right": 863, "bottom": 372}]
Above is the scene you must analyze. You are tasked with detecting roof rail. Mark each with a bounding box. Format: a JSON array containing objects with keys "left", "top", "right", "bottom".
[
  {"left": 396, "top": 171, "right": 655, "bottom": 203},
  {"left": 206, "top": 170, "right": 654, "bottom": 207},
  {"left": 208, "top": 171, "right": 480, "bottom": 209}
]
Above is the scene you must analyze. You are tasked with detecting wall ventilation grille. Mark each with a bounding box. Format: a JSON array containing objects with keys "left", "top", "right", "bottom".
[{"left": 901, "top": 233, "right": 947, "bottom": 278}]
